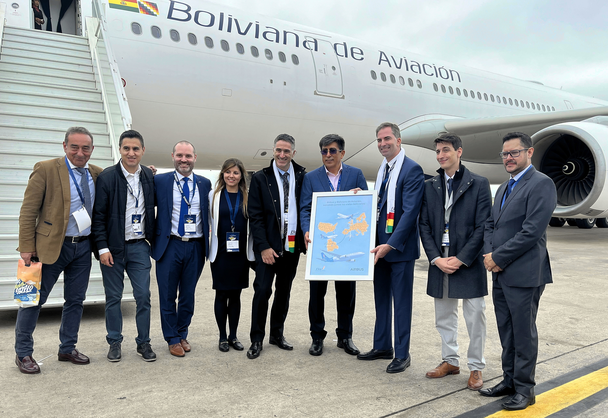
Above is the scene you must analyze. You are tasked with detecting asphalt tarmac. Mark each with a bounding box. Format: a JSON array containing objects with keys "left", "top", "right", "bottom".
[{"left": 0, "top": 226, "right": 606, "bottom": 417}]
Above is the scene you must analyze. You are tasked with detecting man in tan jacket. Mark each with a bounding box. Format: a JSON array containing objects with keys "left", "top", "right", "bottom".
[{"left": 15, "top": 126, "right": 102, "bottom": 374}]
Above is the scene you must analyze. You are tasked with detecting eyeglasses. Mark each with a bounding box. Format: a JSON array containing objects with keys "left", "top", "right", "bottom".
[
  {"left": 499, "top": 148, "right": 529, "bottom": 159},
  {"left": 320, "top": 148, "right": 341, "bottom": 155}
]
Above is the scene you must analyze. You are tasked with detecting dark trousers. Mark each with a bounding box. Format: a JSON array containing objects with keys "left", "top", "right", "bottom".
[
  {"left": 372, "top": 258, "right": 415, "bottom": 359},
  {"left": 493, "top": 277, "right": 544, "bottom": 397},
  {"left": 250, "top": 251, "right": 300, "bottom": 342},
  {"left": 155, "top": 239, "right": 204, "bottom": 346},
  {"left": 214, "top": 289, "right": 242, "bottom": 341},
  {"left": 100, "top": 240, "right": 152, "bottom": 346},
  {"left": 15, "top": 238, "right": 92, "bottom": 357},
  {"left": 308, "top": 280, "right": 356, "bottom": 340}
]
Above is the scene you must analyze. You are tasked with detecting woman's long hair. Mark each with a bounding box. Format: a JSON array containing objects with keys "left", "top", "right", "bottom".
[{"left": 212, "top": 158, "right": 248, "bottom": 218}]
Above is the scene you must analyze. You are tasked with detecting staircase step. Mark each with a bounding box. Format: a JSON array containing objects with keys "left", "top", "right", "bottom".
[
  {"left": 1, "top": 40, "right": 91, "bottom": 60},
  {"left": 0, "top": 46, "right": 93, "bottom": 66},
  {"left": 0, "top": 62, "right": 95, "bottom": 80},
  {"left": 3, "top": 33, "right": 91, "bottom": 52},
  {"left": 0, "top": 101, "right": 107, "bottom": 123},
  {"left": 0, "top": 235, "right": 19, "bottom": 256},
  {"left": 4, "top": 26, "right": 89, "bottom": 45},
  {"left": 0, "top": 69, "right": 97, "bottom": 89},
  {"left": 0, "top": 91, "right": 104, "bottom": 112},
  {"left": 0, "top": 113, "right": 108, "bottom": 132},
  {"left": 0, "top": 141, "right": 112, "bottom": 166},
  {"left": 0, "top": 53, "right": 93, "bottom": 73},
  {"left": 0, "top": 182, "right": 28, "bottom": 198},
  {"left": 0, "top": 124, "right": 110, "bottom": 144},
  {"left": 0, "top": 216, "right": 19, "bottom": 234},
  {"left": 0, "top": 78, "right": 101, "bottom": 101},
  {"left": 0, "top": 198, "right": 23, "bottom": 216}
]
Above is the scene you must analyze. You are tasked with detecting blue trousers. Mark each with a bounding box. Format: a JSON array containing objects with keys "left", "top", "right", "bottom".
[
  {"left": 372, "top": 258, "right": 415, "bottom": 359},
  {"left": 155, "top": 239, "right": 204, "bottom": 346},
  {"left": 15, "top": 238, "right": 91, "bottom": 357},
  {"left": 100, "top": 240, "right": 152, "bottom": 346}
]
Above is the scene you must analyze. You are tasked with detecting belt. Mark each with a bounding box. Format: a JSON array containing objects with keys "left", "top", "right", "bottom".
[
  {"left": 126, "top": 238, "right": 146, "bottom": 244},
  {"left": 170, "top": 235, "right": 203, "bottom": 242},
  {"left": 64, "top": 235, "right": 89, "bottom": 243}
]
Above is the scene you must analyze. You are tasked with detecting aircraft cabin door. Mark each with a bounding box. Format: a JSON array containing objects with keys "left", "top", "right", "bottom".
[
  {"left": 308, "top": 37, "right": 344, "bottom": 99},
  {"left": 564, "top": 100, "right": 574, "bottom": 110}
]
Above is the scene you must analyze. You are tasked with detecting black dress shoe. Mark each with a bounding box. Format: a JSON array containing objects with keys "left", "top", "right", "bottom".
[
  {"left": 502, "top": 393, "right": 535, "bottom": 410},
  {"left": 107, "top": 342, "right": 121, "bottom": 362},
  {"left": 269, "top": 335, "right": 293, "bottom": 350},
  {"left": 247, "top": 341, "right": 263, "bottom": 359},
  {"left": 58, "top": 349, "right": 90, "bottom": 365},
  {"left": 386, "top": 357, "right": 411, "bottom": 373},
  {"left": 337, "top": 338, "right": 360, "bottom": 355},
  {"left": 479, "top": 381, "right": 516, "bottom": 397},
  {"left": 219, "top": 340, "right": 229, "bottom": 352},
  {"left": 309, "top": 339, "right": 323, "bottom": 356},
  {"left": 16, "top": 355, "right": 40, "bottom": 374},
  {"left": 357, "top": 348, "right": 394, "bottom": 360},
  {"left": 229, "top": 339, "right": 244, "bottom": 351}
]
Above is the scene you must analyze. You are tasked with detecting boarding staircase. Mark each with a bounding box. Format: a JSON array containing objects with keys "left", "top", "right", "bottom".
[{"left": 0, "top": 9, "right": 133, "bottom": 309}]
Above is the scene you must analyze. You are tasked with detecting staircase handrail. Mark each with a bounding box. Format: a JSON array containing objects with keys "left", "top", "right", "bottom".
[{"left": 0, "top": 2, "right": 7, "bottom": 46}]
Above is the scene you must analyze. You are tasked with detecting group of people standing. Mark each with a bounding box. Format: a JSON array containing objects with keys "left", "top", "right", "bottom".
[{"left": 15, "top": 123, "right": 556, "bottom": 412}]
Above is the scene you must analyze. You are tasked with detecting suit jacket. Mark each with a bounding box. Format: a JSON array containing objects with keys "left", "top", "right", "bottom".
[
  {"left": 248, "top": 160, "right": 306, "bottom": 255},
  {"left": 151, "top": 171, "right": 211, "bottom": 261},
  {"left": 484, "top": 166, "right": 557, "bottom": 287},
  {"left": 91, "top": 162, "right": 156, "bottom": 260},
  {"left": 300, "top": 164, "right": 368, "bottom": 234},
  {"left": 18, "top": 157, "right": 102, "bottom": 264},
  {"left": 377, "top": 155, "right": 425, "bottom": 263},
  {"left": 419, "top": 165, "right": 491, "bottom": 298}
]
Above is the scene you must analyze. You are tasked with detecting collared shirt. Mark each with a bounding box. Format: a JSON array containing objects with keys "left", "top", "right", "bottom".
[
  {"left": 121, "top": 162, "right": 145, "bottom": 241},
  {"left": 510, "top": 163, "right": 533, "bottom": 183},
  {"left": 325, "top": 163, "right": 343, "bottom": 192},
  {"left": 65, "top": 158, "right": 95, "bottom": 237},
  {"left": 171, "top": 172, "right": 202, "bottom": 237}
]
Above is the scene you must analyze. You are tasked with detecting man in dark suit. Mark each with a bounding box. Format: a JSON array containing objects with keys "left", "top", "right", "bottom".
[
  {"left": 151, "top": 141, "right": 211, "bottom": 357},
  {"left": 15, "top": 126, "right": 102, "bottom": 374},
  {"left": 247, "top": 134, "right": 306, "bottom": 359},
  {"left": 419, "top": 134, "right": 491, "bottom": 390},
  {"left": 481, "top": 132, "right": 557, "bottom": 410},
  {"left": 357, "top": 122, "right": 424, "bottom": 373},
  {"left": 300, "top": 134, "right": 368, "bottom": 357},
  {"left": 92, "top": 130, "right": 156, "bottom": 362}
]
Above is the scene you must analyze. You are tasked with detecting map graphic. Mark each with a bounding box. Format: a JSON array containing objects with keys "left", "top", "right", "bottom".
[{"left": 307, "top": 192, "right": 375, "bottom": 279}]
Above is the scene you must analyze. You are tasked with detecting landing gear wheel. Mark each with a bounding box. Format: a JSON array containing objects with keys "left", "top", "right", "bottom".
[
  {"left": 566, "top": 219, "right": 577, "bottom": 227},
  {"left": 596, "top": 218, "right": 608, "bottom": 228},
  {"left": 575, "top": 218, "right": 596, "bottom": 229},
  {"left": 549, "top": 217, "right": 566, "bottom": 227}
]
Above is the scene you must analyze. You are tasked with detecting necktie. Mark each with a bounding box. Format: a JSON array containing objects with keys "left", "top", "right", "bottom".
[
  {"left": 281, "top": 172, "right": 289, "bottom": 238},
  {"left": 501, "top": 179, "right": 516, "bottom": 209},
  {"left": 447, "top": 178, "right": 453, "bottom": 198},
  {"left": 74, "top": 167, "right": 92, "bottom": 216},
  {"left": 178, "top": 177, "right": 190, "bottom": 236},
  {"left": 378, "top": 164, "right": 390, "bottom": 203}
]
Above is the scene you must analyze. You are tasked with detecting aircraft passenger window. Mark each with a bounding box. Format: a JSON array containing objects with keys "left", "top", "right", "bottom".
[
  {"left": 531, "top": 102, "right": 535, "bottom": 110},
  {"left": 265, "top": 49, "right": 273, "bottom": 60},
  {"left": 170, "top": 29, "right": 180, "bottom": 42},
  {"left": 371, "top": 70, "right": 377, "bottom": 80},
  {"left": 449, "top": 86, "right": 454, "bottom": 95},
  {"left": 279, "top": 52, "right": 286, "bottom": 62},
  {"left": 503, "top": 96, "right": 507, "bottom": 104},
  {"left": 417, "top": 80, "right": 422, "bottom": 88},
  {"left": 552, "top": 106, "right": 555, "bottom": 111},
  {"left": 408, "top": 78, "right": 414, "bottom": 87},
  {"left": 470, "top": 90, "right": 475, "bottom": 98},
  {"left": 463, "top": 89, "right": 468, "bottom": 97},
  {"left": 251, "top": 46, "right": 259, "bottom": 57},
  {"left": 483, "top": 93, "right": 488, "bottom": 101},
  {"left": 536, "top": 103, "right": 540, "bottom": 110},
  {"left": 205, "top": 36, "right": 214, "bottom": 48},
  {"left": 236, "top": 43, "right": 244, "bottom": 54},
  {"left": 291, "top": 54, "right": 299, "bottom": 65},
  {"left": 490, "top": 94, "right": 495, "bottom": 102},
  {"left": 509, "top": 98, "right": 513, "bottom": 105},
  {"left": 433, "top": 83, "right": 438, "bottom": 92},
  {"left": 526, "top": 101, "right": 530, "bottom": 109},
  {"left": 542, "top": 104, "right": 546, "bottom": 111},
  {"left": 441, "top": 85, "right": 446, "bottom": 93},
  {"left": 496, "top": 96, "right": 501, "bottom": 103},
  {"left": 456, "top": 87, "right": 461, "bottom": 96},
  {"left": 131, "top": 22, "right": 142, "bottom": 35},
  {"left": 221, "top": 40, "right": 229, "bottom": 52},
  {"left": 380, "top": 72, "right": 387, "bottom": 82},
  {"left": 477, "top": 92, "right": 482, "bottom": 100},
  {"left": 515, "top": 99, "right": 519, "bottom": 107},
  {"left": 151, "top": 26, "right": 161, "bottom": 39},
  {"left": 399, "top": 76, "right": 405, "bottom": 85},
  {"left": 390, "top": 74, "right": 396, "bottom": 84},
  {"left": 188, "top": 33, "right": 197, "bottom": 45}
]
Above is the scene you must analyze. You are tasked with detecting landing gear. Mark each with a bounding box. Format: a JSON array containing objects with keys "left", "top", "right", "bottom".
[
  {"left": 596, "top": 218, "right": 608, "bottom": 228},
  {"left": 575, "top": 218, "right": 596, "bottom": 229},
  {"left": 549, "top": 217, "right": 566, "bottom": 227}
]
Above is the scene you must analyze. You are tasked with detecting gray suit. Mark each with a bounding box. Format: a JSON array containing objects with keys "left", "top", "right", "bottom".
[{"left": 484, "top": 165, "right": 556, "bottom": 396}]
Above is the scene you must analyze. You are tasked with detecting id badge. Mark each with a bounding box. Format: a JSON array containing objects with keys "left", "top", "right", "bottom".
[
  {"left": 226, "top": 232, "right": 240, "bottom": 252},
  {"left": 183, "top": 214, "right": 197, "bottom": 234},
  {"left": 132, "top": 214, "right": 143, "bottom": 235},
  {"left": 72, "top": 206, "right": 91, "bottom": 232},
  {"left": 442, "top": 223, "right": 450, "bottom": 247}
]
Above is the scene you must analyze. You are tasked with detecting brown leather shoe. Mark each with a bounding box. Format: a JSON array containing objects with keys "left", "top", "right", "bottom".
[
  {"left": 468, "top": 370, "right": 483, "bottom": 390},
  {"left": 180, "top": 339, "right": 191, "bottom": 352},
  {"left": 58, "top": 349, "right": 90, "bottom": 365},
  {"left": 425, "top": 361, "right": 460, "bottom": 378},
  {"left": 16, "top": 355, "right": 40, "bottom": 374},
  {"left": 169, "top": 343, "right": 185, "bottom": 357}
]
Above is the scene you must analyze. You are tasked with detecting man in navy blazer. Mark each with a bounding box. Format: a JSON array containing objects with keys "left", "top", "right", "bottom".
[
  {"left": 300, "top": 134, "right": 368, "bottom": 357},
  {"left": 357, "top": 122, "right": 425, "bottom": 374},
  {"left": 481, "top": 132, "right": 556, "bottom": 411},
  {"left": 151, "top": 141, "right": 211, "bottom": 357}
]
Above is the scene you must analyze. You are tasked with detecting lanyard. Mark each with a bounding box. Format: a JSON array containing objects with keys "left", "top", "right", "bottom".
[
  {"left": 65, "top": 156, "right": 87, "bottom": 207},
  {"left": 174, "top": 172, "right": 196, "bottom": 210},
  {"left": 224, "top": 189, "right": 241, "bottom": 232},
  {"left": 126, "top": 176, "right": 141, "bottom": 208},
  {"left": 327, "top": 172, "right": 342, "bottom": 192}
]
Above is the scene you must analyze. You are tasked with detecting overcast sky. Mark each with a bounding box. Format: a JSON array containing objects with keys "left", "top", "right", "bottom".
[{"left": 220, "top": 0, "right": 608, "bottom": 101}]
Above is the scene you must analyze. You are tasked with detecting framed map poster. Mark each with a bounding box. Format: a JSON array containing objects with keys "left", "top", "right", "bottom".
[{"left": 305, "top": 190, "right": 377, "bottom": 281}]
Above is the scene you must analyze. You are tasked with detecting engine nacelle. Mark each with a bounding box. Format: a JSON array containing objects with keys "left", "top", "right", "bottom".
[{"left": 532, "top": 122, "right": 608, "bottom": 218}]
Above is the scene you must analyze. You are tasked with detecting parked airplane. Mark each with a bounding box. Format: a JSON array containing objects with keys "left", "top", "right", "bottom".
[
  {"left": 320, "top": 250, "right": 365, "bottom": 263},
  {"left": 319, "top": 233, "right": 337, "bottom": 240},
  {"left": 337, "top": 213, "right": 356, "bottom": 220}
]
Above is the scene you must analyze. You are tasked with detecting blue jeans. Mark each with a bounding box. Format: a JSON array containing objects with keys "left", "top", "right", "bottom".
[
  {"left": 100, "top": 239, "right": 152, "bottom": 346},
  {"left": 15, "top": 238, "right": 92, "bottom": 357}
]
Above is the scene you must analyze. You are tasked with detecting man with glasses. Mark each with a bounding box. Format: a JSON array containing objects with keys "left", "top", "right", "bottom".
[
  {"left": 480, "top": 132, "right": 556, "bottom": 411},
  {"left": 300, "top": 134, "right": 368, "bottom": 357},
  {"left": 247, "top": 134, "right": 307, "bottom": 359}
]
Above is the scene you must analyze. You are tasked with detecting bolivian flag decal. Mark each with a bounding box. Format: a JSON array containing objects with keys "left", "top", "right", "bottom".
[{"left": 109, "top": 0, "right": 159, "bottom": 16}]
